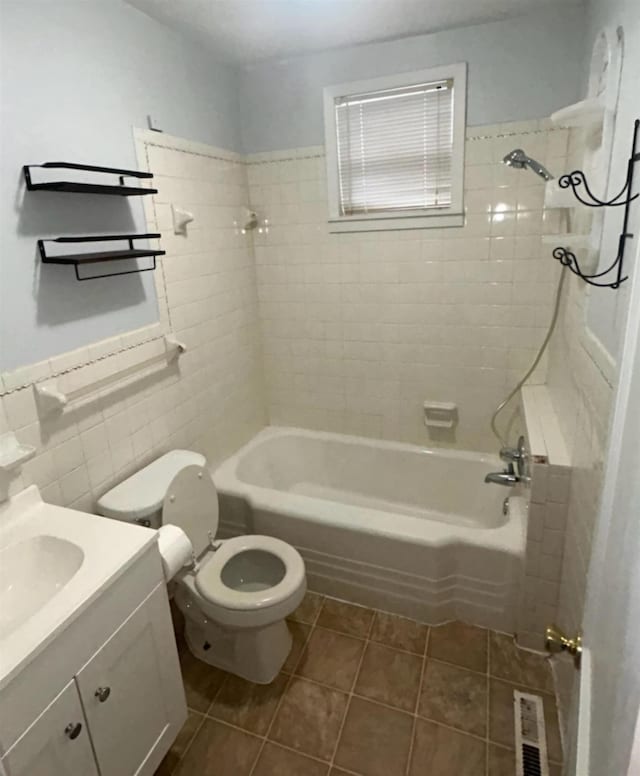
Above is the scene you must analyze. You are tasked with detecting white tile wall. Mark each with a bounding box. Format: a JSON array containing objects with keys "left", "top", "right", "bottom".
[
  {"left": 546, "top": 128, "right": 616, "bottom": 641},
  {"left": 512, "top": 385, "right": 573, "bottom": 651},
  {"left": 543, "top": 128, "right": 617, "bottom": 733},
  {"left": 0, "top": 132, "right": 267, "bottom": 510},
  {"left": 518, "top": 462, "right": 572, "bottom": 652},
  {"left": 247, "top": 120, "right": 569, "bottom": 451}
]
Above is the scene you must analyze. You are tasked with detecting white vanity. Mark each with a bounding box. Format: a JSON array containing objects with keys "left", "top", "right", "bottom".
[{"left": 0, "top": 486, "right": 187, "bottom": 776}]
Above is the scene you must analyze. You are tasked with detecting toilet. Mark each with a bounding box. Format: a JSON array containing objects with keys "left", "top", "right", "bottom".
[{"left": 97, "top": 450, "right": 307, "bottom": 684}]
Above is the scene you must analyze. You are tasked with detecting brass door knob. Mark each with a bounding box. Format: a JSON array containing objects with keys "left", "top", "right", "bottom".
[{"left": 545, "top": 624, "right": 582, "bottom": 667}]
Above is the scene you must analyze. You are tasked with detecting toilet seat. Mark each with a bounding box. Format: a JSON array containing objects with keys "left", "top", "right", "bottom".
[{"left": 195, "top": 535, "right": 305, "bottom": 611}]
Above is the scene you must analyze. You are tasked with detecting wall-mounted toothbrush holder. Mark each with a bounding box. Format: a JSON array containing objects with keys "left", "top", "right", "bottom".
[
  {"left": 172, "top": 204, "right": 194, "bottom": 235},
  {"left": 552, "top": 118, "right": 639, "bottom": 289},
  {"left": 423, "top": 401, "right": 458, "bottom": 429}
]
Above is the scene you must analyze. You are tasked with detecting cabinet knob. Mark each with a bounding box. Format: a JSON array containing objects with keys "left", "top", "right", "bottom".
[
  {"left": 95, "top": 686, "right": 111, "bottom": 703},
  {"left": 65, "top": 722, "right": 82, "bottom": 740}
]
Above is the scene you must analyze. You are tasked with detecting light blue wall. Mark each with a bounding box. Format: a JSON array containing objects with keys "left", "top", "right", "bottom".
[
  {"left": 0, "top": 0, "right": 241, "bottom": 372},
  {"left": 238, "top": 6, "right": 586, "bottom": 153}
]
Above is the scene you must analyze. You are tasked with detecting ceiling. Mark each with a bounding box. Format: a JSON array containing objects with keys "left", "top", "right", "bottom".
[{"left": 126, "top": 0, "right": 582, "bottom": 66}]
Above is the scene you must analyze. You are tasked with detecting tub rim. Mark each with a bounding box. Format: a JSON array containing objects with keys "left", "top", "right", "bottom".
[{"left": 213, "top": 425, "right": 526, "bottom": 555}]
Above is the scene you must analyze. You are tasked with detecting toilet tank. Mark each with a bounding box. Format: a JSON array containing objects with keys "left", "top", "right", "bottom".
[{"left": 97, "top": 450, "right": 207, "bottom": 528}]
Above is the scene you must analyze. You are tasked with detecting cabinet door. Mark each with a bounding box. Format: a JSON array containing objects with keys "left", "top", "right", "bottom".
[
  {"left": 75, "top": 584, "right": 186, "bottom": 776},
  {"left": 1, "top": 680, "right": 98, "bottom": 776}
]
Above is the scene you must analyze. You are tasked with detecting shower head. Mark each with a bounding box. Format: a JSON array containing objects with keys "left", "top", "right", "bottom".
[{"left": 502, "top": 148, "right": 554, "bottom": 181}]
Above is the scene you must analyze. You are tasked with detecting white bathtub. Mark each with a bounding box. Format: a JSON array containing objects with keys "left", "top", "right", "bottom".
[{"left": 214, "top": 427, "right": 527, "bottom": 631}]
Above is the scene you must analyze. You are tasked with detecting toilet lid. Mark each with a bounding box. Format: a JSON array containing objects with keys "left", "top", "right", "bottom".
[
  {"left": 97, "top": 449, "right": 206, "bottom": 521},
  {"left": 162, "top": 465, "right": 219, "bottom": 557}
]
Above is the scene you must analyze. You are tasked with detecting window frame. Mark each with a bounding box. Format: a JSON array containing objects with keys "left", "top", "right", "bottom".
[{"left": 323, "top": 62, "right": 467, "bottom": 233}]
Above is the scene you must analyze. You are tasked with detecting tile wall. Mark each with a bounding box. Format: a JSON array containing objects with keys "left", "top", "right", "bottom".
[
  {"left": 517, "top": 442, "right": 572, "bottom": 650},
  {"left": 0, "top": 133, "right": 266, "bottom": 510},
  {"left": 247, "top": 120, "right": 569, "bottom": 452},
  {"left": 547, "top": 294, "right": 613, "bottom": 641},
  {"left": 546, "top": 127, "right": 616, "bottom": 643},
  {"left": 544, "top": 128, "right": 617, "bottom": 732}
]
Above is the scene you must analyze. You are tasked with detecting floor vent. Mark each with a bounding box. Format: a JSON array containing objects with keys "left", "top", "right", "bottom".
[{"left": 514, "top": 690, "right": 550, "bottom": 776}]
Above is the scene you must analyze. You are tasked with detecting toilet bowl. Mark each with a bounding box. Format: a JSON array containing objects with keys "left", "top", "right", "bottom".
[{"left": 97, "top": 450, "right": 307, "bottom": 684}]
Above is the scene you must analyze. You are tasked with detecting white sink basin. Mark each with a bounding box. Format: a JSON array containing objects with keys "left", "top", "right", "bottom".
[
  {"left": 0, "top": 535, "right": 84, "bottom": 640},
  {"left": 0, "top": 485, "right": 156, "bottom": 691}
]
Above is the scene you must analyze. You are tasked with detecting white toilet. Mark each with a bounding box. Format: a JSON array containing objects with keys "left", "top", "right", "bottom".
[{"left": 97, "top": 450, "right": 307, "bottom": 684}]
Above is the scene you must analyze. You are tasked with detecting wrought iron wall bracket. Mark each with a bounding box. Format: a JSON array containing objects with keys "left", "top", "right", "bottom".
[{"left": 552, "top": 119, "right": 639, "bottom": 289}]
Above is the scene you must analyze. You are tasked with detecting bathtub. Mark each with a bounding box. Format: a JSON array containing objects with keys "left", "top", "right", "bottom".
[{"left": 214, "top": 427, "right": 526, "bottom": 632}]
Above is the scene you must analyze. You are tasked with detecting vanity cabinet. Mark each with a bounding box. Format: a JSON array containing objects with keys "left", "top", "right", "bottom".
[
  {"left": 0, "top": 548, "right": 186, "bottom": 776},
  {"left": 76, "top": 584, "right": 183, "bottom": 776},
  {"left": 1, "top": 681, "right": 98, "bottom": 776}
]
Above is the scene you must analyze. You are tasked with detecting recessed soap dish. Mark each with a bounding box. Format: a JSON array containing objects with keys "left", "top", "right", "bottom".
[
  {"left": 0, "top": 432, "right": 37, "bottom": 473},
  {"left": 423, "top": 401, "right": 458, "bottom": 429}
]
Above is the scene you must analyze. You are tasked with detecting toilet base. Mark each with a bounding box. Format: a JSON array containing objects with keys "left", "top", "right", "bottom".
[{"left": 184, "top": 618, "right": 293, "bottom": 684}]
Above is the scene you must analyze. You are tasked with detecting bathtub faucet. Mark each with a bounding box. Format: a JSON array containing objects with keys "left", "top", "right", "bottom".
[
  {"left": 484, "top": 463, "right": 520, "bottom": 487},
  {"left": 485, "top": 436, "right": 529, "bottom": 487}
]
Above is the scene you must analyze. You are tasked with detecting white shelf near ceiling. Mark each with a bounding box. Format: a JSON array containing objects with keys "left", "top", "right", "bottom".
[{"left": 551, "top": 97, "right": 606, "bottom": 132}]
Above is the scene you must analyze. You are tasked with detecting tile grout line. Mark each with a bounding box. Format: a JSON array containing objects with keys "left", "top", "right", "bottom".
[
  {"left": 326, "top": 609, "right": 377, "bottom": 772},
  {"left": 200, "top": 686, "right": 492, "bottom": 747},
  {"left": 485, "top": 627, "right": 491, "bottom": 776},
  {"left": 216, "top": 665, "right": 491, "bottom": 746},
  {"left": 167, "top": 709, "right": 207, "bottom": 776},
  {"left": 206, "top": 671, "right": 230, "bottom": 716},
  {"left": 247, "top": 595, "right": 324, "bottom": 776},
  {"left": 418, "top": 652, "right": 489, "bottom": 678},
  {"left": 294, "top": 619, "right": 426, "bottom": 658},
  {"left": 405, "top": 625, "right": 430, "bottom": 776}
]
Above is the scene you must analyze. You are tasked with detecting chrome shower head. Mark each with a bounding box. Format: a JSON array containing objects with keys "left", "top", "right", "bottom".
[{"left": 503, "top": 148, "right": 554, "bottom": 181}]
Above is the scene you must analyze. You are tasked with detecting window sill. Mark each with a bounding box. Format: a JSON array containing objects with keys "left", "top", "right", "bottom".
[{"left": 328, "top": 212, "right": 464, "bottom": 233}]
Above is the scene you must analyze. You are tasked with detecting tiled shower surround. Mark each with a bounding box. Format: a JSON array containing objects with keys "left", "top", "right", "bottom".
[{"left": 248, "top": 120, "right": 569, "bottom": 451}]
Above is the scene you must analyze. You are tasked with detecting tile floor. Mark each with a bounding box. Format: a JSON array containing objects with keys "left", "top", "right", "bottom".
[{"left": 156, "top": 593, "right": 563, "bottom": 776}]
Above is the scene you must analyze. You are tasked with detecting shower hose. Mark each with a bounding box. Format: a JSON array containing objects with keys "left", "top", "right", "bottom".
[{"left": 490, "top": 266, "right": 568, "bottom": 446}]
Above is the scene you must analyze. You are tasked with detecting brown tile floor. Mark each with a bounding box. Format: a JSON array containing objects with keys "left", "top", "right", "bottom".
[{"left": 156, "top": 594, "right": 563, "bottom": 776}]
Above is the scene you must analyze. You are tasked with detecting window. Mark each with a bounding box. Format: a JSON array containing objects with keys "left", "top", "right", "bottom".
[{"left": 323, "top": 63, "right": 466, "bottom": 232}]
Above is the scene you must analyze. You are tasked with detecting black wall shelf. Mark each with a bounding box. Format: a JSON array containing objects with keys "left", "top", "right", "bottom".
[
  {"left": 38, "top": 234, "right": 165, "bottom": 281},
  {"left": 23, "top": 162, "right": 158, "bottom": 196}
]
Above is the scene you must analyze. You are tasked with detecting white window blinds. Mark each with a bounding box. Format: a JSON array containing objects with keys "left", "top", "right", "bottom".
[{"left": 334, "top": 79, "right": 454, "bottom": 216}]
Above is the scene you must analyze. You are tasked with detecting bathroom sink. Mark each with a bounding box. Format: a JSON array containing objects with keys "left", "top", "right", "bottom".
[
  {"left": 0, "top": 535, "right": 84, "bottom": 640},
  {"left": 0, "top": 486, "right": 156, "bottom": 692}
]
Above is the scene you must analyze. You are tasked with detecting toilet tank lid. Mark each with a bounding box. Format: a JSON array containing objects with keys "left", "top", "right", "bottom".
[{"left": 97, "top": 449, "right": 207, "bottom": 521}]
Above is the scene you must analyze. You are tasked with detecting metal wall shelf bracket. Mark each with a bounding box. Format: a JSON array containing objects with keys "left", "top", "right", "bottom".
[
  {"left": 552, "top": 119, "right": 639, "bottom": 289},
  {"left": 23, "top": 161, "right": 157, "bottom": 196},
  {"left": 37, "top": 234, "right": 165, "bottom": 281}
]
